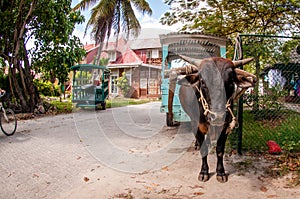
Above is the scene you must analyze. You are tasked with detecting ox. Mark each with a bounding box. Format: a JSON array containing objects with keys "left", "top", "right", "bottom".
[{"left": 167, "top": 55, "right": 256, "bottom": 183}]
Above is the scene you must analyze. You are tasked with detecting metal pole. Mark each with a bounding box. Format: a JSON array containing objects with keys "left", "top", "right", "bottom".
[{"left": 237, "top": 35, "right": 243, "bottom": 155}]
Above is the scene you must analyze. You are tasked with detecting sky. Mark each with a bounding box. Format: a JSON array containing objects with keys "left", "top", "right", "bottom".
[{"left": 71, "top": 0, "right": 177, "bottom": 44}]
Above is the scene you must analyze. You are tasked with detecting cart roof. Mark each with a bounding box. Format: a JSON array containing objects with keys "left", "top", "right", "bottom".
[{"left": 71, "top": 64, "right": 110, "bottom": 71}]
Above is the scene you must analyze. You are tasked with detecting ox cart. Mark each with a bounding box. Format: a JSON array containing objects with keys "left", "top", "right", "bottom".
[
  {"left": 159, "top": 33, "right": 228, "bottom": 126},
  {"left": 71, "top": 64, "right": 110, "bottom": 110}
]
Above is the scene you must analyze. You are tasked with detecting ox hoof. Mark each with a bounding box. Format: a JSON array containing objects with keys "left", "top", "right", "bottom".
[
  {"left": 216, "top": 173, "right": 228, "bottom": 183},
  {"left": 198, "top": 172, "right": 209, "bottom": 182}
]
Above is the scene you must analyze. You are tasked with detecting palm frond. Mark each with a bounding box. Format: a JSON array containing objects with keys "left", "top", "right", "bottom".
[
  {"left": 73, "top": 0, "right": 99, "bottom": 11},
  {"left": 131, "top": 0, "right": 152, "bottom": 15},
  {"left": 121, "top": 0, "right": 141, "bottom": 38}
]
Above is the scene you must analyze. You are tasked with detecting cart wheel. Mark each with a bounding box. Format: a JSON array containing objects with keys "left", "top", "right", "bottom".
[
  {"left": 101, "top": 102, "right": 106, "bottom": 110},
  {"left": 95, "top": 104, "right": 100, "bottom": 110}
]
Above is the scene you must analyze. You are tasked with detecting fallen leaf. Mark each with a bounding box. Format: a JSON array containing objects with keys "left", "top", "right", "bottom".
[
  {"left": 136, "top": 180, "right": 146, "bottom": 183},
  {"left": 144, "top": 185, "right": 154, "bottom": 191},
  {"left": 83, "top": 177, "right": 90, "bottom": 182},
  {"left": 76, "top": 156, "right": 81, "bottom": 160},
  {"left": 139, "top": 170, "right": 149, "bottom": 175},
  {"left": 189, "top": 185, "right": 204, "bottom": 189},
  {"left": 193, "top": 192, "right": 204, "bottom": 196},
  {"left": 161, "top": 166, "right": 169, "bottom": 171},
  {"left": 260, "top": 186, "right": 268, "bottom": 192},
  {"left": 267, "top": 195, "right": 278, "bottom": 198},
  {"left": 32, "top": 174, "right": 39, "bottom": 178},
  {"left": 158, "top": 188, "right": 168, "bottom": 194},
  {"left": 151, "top": 183, "right": 159, "bottom": 187}
]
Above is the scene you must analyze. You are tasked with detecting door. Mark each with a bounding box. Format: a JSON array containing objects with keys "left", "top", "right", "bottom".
[{"left": 110, "top": 75, "right": 118, "bottom": 95}]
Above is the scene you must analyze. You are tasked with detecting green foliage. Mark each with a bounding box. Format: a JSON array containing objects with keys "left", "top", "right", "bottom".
[
  {"left": 161, "top": 0, "right": 300, "bottom": 36},
  {"left": 34, "top": 79, "right": 60, "bottom": 97},
  {"left": 230, "top": 110, "right": 300, "bottom": 152},
  {"left": 251, "top": 86, "right": 288, "bottom": 119},
  {"left": 31, "top": 0, "right": 86, "bottom": 84},
  {"left": 0, "top": 0, "right": 86, "bottom": 112},
  {"left": 99, "top": 58, "right": 109, "bottom": 66},
  {"left": 116, "top": 72, "right": 130, "bottom": 96},
  {"left": 282, "top": 137, "right": 300, "bottom": 153},
  {"left": 49, "top": 99, "right": 73, "bottom": 114}
]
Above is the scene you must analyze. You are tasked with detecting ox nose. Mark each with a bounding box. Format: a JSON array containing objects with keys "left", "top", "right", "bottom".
[{"left": 208, "top": 111, "right": 226, "bottom": 126}]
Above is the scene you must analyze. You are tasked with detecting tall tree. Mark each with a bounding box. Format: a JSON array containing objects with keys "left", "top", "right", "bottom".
[
  {"left": 30, "top": 1, "right": 86, "bottom": 85},
  {"left": 161, "top": 0, "right": 300, "bottom": 36},
  {"left": 161, "top": 0, "right": 300, "bottom": 112},
  {"left": 0, "top": 0, "right": 85, "bottom": 112},
  {"left": 73, "top": 0, "right": 152, "bottom": 65}
]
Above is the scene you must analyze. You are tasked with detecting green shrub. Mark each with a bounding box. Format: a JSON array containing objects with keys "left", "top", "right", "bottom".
[
  {"left": 116, "top": 72, "right": 130, "bottom": 96},
  {"left": 34, "top": 79, "right": 61, "bottom": 97}
]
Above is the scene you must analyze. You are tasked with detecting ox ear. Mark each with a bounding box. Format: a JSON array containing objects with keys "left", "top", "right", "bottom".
[
  {"left": 178, "top": 73, "right": 200, "bottom": 86},
  {"left": 234, "top": 68, "right": 257, "bottom": 88}
]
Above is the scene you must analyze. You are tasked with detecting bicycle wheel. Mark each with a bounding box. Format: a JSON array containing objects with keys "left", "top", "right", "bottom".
[{"left": 0, "top": 108, "right": 17, "bottom": 136}]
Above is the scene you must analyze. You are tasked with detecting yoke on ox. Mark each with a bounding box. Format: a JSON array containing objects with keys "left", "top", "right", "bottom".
[{"left": 167, "top": 55, "right": 256, "bottom": 183}]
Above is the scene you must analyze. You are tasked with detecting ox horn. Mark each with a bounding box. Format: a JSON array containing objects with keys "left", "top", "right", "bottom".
[
  {"left": 177, "top": 54, "right": 203, "bottom": 67},
  {"left": 232, "top": 58, "right": 254, "bottom": 67}
]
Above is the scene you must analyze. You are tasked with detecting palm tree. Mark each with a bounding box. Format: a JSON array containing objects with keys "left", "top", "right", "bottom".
[{"left": 74, "top": 0, "right": 152, "bottom": 65}]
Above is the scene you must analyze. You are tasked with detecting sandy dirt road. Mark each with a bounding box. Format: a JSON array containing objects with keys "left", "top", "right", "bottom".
[{"left": 0, "top": 102, "right": 299, "bottom": 198}]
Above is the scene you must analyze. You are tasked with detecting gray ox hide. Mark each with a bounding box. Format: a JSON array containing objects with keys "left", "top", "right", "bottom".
[{"left": 168, "top": 55, "right": 256, "bottom": 183}]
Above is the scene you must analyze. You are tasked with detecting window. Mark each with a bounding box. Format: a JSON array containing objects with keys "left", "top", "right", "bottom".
[
  {"left": 152, "top": 49, "right": 159, "bottom": 58},
  {"left": 108, "top": 51, "right": 116, "bottom": 62},
  {"left": 146, "top": 50, "right": 152, "bottom": 58},
  {"left": 146, "top": 49, "right": 160, "bottom": 59},
  {"left": 124, "top": 68, "right": 132, "bottom": 86}
]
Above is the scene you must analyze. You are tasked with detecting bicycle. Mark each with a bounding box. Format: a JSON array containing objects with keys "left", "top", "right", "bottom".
[{"left": 0, "top": 90, "right": 17, "bottom": 136}]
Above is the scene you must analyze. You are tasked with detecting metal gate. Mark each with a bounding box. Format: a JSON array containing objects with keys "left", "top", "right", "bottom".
[{"left": 232, "top": 34, "right": 300, "bottom": 154}]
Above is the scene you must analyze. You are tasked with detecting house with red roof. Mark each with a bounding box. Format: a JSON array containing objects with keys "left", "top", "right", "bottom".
[{"left": 82, "top": 28, "right": 171, "bottom": 98}]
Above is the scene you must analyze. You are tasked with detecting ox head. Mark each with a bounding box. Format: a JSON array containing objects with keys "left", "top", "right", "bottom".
[{"left": 176, "top": 55, "right": 256, "bottom": 126}]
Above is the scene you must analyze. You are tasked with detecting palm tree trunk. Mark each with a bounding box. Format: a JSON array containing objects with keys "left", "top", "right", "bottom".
[{"left": 94, "top": 42, "right": 104, "bottom": 65}]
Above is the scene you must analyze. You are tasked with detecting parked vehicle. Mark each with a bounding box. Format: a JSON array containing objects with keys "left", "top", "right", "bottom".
[
  {"left": 71, "top": 64, "right": 110, "bottom": 110},
  {"left": 159, "top": 33, "right": 228, "bottom": 126}
]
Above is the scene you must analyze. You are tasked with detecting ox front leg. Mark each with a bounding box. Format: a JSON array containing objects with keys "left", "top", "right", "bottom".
[
  {"left": 216, "top": 129, "right": 228, "bottom": 183},
  {"left": 195, "top": 124, "right": 210, "bottom": 182}
]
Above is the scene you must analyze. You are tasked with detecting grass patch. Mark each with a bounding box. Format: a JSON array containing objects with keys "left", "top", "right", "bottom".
[
  {"left": 106, "top": 97, "right": 154, "bottom": 108},
  {"left": 47, "top": 98, "right": 73, "bottom": 114},
  {"left": 230, "top": 110, "right": 300, "bottom": 152},
  {"left": 45, "top": 97, "right": 156, "bottom": 113}
]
